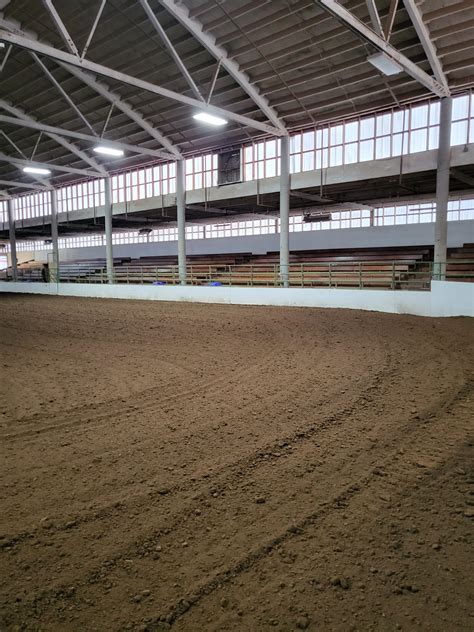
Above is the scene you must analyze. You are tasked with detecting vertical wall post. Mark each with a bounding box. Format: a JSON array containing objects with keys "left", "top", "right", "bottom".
[
  {"left": 433, "top": 96, "right": 452, "bottom": 280},
  {"left": 279, "top": 134, "right": 290, "bottom": 287},
  {"left": 7, "top": 198, "right": 17, "bottom": 282},
  {"left": 104, "top": 176, "right": 114, "bottom": 284},
  {"left": 50, "top": 187, "right": 59, "bottom": 282},
  {"left": 176, "top": 159, "right": 186, "bottom": 285}
]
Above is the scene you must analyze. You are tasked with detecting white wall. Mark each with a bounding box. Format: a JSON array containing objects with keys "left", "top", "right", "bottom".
[
  {"left": 30, "top": 220, "right": 474, "bottom": 263},
  {"left": 1, "top": 281, "right": 472, "bottom": 318}
]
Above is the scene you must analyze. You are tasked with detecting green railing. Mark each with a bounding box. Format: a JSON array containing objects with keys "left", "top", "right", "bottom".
[{"left": 3, "top": 260, "right": 474, "bottom": 289}]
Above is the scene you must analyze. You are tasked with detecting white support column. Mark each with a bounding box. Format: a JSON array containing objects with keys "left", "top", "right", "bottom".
[
  {"left": 104, "top": 176, "right": 114, "bottom": 284},
  {"left": 176, "top": 159, "right": 186, "bottom": 285},
  {"left": 434, "top": 96, "right": 452, "bottom": 280},
  {"left": 279, "top": 135, "right": 290, "bottom": 287},
  {"left": 7, "top": 197, "right": 17, "bottom": 282},
  {"left": 50, "top": 187, "right": 59, "bottom": 281}
]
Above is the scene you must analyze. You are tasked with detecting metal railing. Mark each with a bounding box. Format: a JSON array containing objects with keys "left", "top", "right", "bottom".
[{"left": 2, "top": 259, "right": 473, "bottom": 288}]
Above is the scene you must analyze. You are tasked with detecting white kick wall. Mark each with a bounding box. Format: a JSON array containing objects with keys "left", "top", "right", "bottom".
[{"left": 0, "top": 281, "right": 472, "bottom": 318}]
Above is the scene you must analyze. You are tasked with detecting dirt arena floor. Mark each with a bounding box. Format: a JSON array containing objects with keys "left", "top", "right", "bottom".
[{"left": 0, "top": 295, "right": 473, "bottom": 632}]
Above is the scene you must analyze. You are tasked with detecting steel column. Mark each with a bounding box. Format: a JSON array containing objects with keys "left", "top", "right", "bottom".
[
  {"left": 104, "top": 176, "right": 114, "bottom": 284},
  {"left": 50, "top": 187, "right": 59, "bottom": 281},
  {"left": 434, "top": 96, "right": 452, "bottom": 280},
  {"left": 6, "top": 198, "right": 17, "bottom": 281},
  {"left": 279, "top": 135, "right": 290, "bottom": 287},
  {"left": 176, "top": 159, "right": 186, "bottom": 285}
]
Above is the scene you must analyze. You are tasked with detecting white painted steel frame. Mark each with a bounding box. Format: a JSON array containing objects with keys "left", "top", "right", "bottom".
[
  {"left": 314, "top": 0, "right": 450, "bottom": 97},
  {"left": 0, "top": 28, "right": 284, "bottom": 137},
  {"left": 158, "top": 0, "right": 287, "bottom": 134}
]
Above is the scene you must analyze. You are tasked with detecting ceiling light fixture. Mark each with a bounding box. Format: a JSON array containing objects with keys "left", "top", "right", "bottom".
[
  {"left": 193, "top": 112, "right": 227, "bottom": 126},
  {"left": 367, "top": 52, "right": 403, "bottom": 76},
  {"left": 23, "top": 166, "right": 51, "bottom": 175},
  {"left": 93, "top": 145, "right": 124, "bottom": 157}
]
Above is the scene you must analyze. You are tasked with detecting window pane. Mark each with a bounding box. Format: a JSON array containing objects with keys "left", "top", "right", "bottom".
[
  {"left": 345, "top": 142, "right": 358, "bottom": 164},
  {"left": 410, "top": 128, "right": 427, "bottom": 153},
  {"left": 411, "top": 104, "right": 428, "bottom": 129},
  {"left": 345, "top": 120, "right": 358, "bottom": 143},
  {"left": 360, "top": 117, "right": 375, "bottom": 140},
  {"left": 451, "top": 120, "right": 468, "bottom": 146},
  {"left": 452, "top": 95, "right": 469, "bottom": 121},
  {"left": 302, "top": 131, "right": 315, "bottom": 150},
  {"left": 360, "top": 139, "right": 374, "bottom": 161}
]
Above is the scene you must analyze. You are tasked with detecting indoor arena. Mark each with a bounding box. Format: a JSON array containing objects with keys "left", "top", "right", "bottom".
[{"left": 0, "top": 1, "right": 473, "bottom": 631}]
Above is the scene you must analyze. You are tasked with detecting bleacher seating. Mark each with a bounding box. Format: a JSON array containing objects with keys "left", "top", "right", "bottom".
[
  {"left": 2, "top": 244, "right": 473, "bottom": 287},
  {"left": 447, "top": 243, "right": 474, "bottom": 282}
]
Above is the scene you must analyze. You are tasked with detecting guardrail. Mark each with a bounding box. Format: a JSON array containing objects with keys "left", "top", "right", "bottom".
[{"left": 2, "top": 260, "right": 473, "bottom": 289}]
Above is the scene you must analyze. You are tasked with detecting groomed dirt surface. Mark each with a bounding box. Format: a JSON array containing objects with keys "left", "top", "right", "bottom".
[{"left": 0, "top": 295, "right": 473, "bottom": 632}]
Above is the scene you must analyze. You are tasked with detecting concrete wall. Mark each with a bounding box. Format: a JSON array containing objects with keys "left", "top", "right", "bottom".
[
  {"left": 29, "top": 219, "right": 474, "bottom": 263},
  {"left": 1, "top": 281, "right": 472, "bottom": 318}
]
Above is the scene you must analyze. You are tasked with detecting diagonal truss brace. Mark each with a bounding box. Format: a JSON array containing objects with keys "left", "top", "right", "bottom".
[
  {"left": 0, "top": 179, "right": 48, "bottom": 191},
  {"left": 0, "top": 112, "right": 177, "bottom": 161},
  {"left": 314, "top": 0, "right": 450, "bottom": 97},
  {"left": 401, "top": 0, "right": 449, "bottom": 93},
  {"left": 0, "top": 151, "right": 104, "bottom": 177},
  {"left": 0, "top": 100, "right": 107, "bottom": 175},
  {"left": 0, "top": 14, "right": 183, "bottom": 159},
  {"left": 41, "top": 0, "right": 79, "bottom": 56},
  {"left": 139, "top": 0, "right": 204, "bottom": 101},
  {"left": 59, "top": 62, "right": 183, "bottom": 159},
  {"left": 365, "top": 0, "right": 384, "bottom": 38},
  {"left": 384, "top": 0, "right": 398, "bottom": 40},
  {"left": 81, "top": 0, "right": 106, "bottom": 60},
  {"left": 30, "top": 52, "right": 98, "bottom": 137},
  {"left": 0, "top": 26, "right": 284, "bottom": 136},
  {"left": 158, "top": 0, "right": 287, "bottom": 134}
]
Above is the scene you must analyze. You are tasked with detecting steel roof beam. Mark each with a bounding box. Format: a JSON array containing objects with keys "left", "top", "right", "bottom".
[
  {"left": 0, "top": 100, "right": 107, "bottom": 175},
  {"left": 314, "top": 0, "right": 450, "bottom": 97},
  {"left": 157, "top": 0, "right": 287, "bottom": 134},
  {"left": 401, "top": 0, "right": 449, "bottom": 93},
  {"left": 58, "top": 63, "right": 183, "bottom": 159},
  {"left": 0, "top": 15, "right": 182, "bottom": 159},
  {"left": 0, "top": 28, "right": 284, "bottom": 137},
  {"left": 0, "top": 179, "right": 47, "bottom": 190},
  {"left": 0, "top": 152, "right": 104, "bottom": 177},
  {"left": 0, "top": 15, "right": 183, "bottom": 158},
  {"left": 0, "top": 113, "right": 178, "bottom": 161},
  {"left": 138, "top": 0, "right": 204, "bottom": 102}
]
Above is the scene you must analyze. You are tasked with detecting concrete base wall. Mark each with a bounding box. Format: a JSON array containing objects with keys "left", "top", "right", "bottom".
[
  {"left": 26, "top": 219, "right": 474, "bottom": 264},
  {"left": 0, "top": 281, "right": 472, "bottom": 318}
]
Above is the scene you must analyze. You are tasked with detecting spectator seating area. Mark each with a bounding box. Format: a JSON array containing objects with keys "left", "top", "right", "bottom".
[{"left": 2, "top": 244, "right": 473, "bottom": 288}]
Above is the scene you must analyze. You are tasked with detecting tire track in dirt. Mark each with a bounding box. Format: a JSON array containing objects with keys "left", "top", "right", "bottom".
[
  {"left": 0, "top": 340, "right": 386, "bottom": 543},
  {"left": 1, "top": 298, "right": 472, "bottom": 632},
  {"left": 2, "top": 348, "right": 468, "bottom": 630}
]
